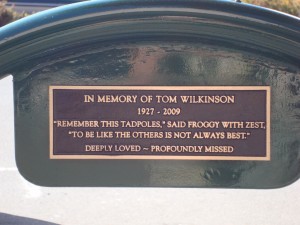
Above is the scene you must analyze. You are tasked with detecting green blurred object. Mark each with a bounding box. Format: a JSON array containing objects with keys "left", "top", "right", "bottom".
[
  {"left": 0, "top": 0, "right": 28, "bottom": 27},
  {"left": 0, "top": 0, "right": 299, "bottom": 188},
  {"left": 244, "top": 0, "right": 300, "bottom": 16}
]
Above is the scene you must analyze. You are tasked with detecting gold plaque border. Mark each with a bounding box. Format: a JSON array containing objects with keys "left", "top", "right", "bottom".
[{"left": 49, "top": 86, "right": 271, "bottom": 161}]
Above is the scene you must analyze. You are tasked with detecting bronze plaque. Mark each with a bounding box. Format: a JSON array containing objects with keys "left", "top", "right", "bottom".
[{"left": 49, "top": 86, "right": 270, "bottom": 160}]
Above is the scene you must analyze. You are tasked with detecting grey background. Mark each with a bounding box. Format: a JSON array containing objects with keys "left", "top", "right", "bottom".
[{"left": 0, "top": 76, "right": 299, "bottom": 225}]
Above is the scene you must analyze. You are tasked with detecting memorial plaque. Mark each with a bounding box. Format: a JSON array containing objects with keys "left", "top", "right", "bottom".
[
  {"left": 0, "top": 0, "right": 299, "bottom": 188},
  {"left": 50, "top": 86, "right": 270, "bottom": 160}
]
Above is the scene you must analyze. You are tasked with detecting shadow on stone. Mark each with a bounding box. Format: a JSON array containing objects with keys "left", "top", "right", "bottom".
[{"left": 0, "top": 212, "right": 58, "bottom": 225}]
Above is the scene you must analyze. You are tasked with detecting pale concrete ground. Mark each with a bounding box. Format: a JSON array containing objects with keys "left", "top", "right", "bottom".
[{"left": 0, "top": 76, "right": 299, "bottom": 225}]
